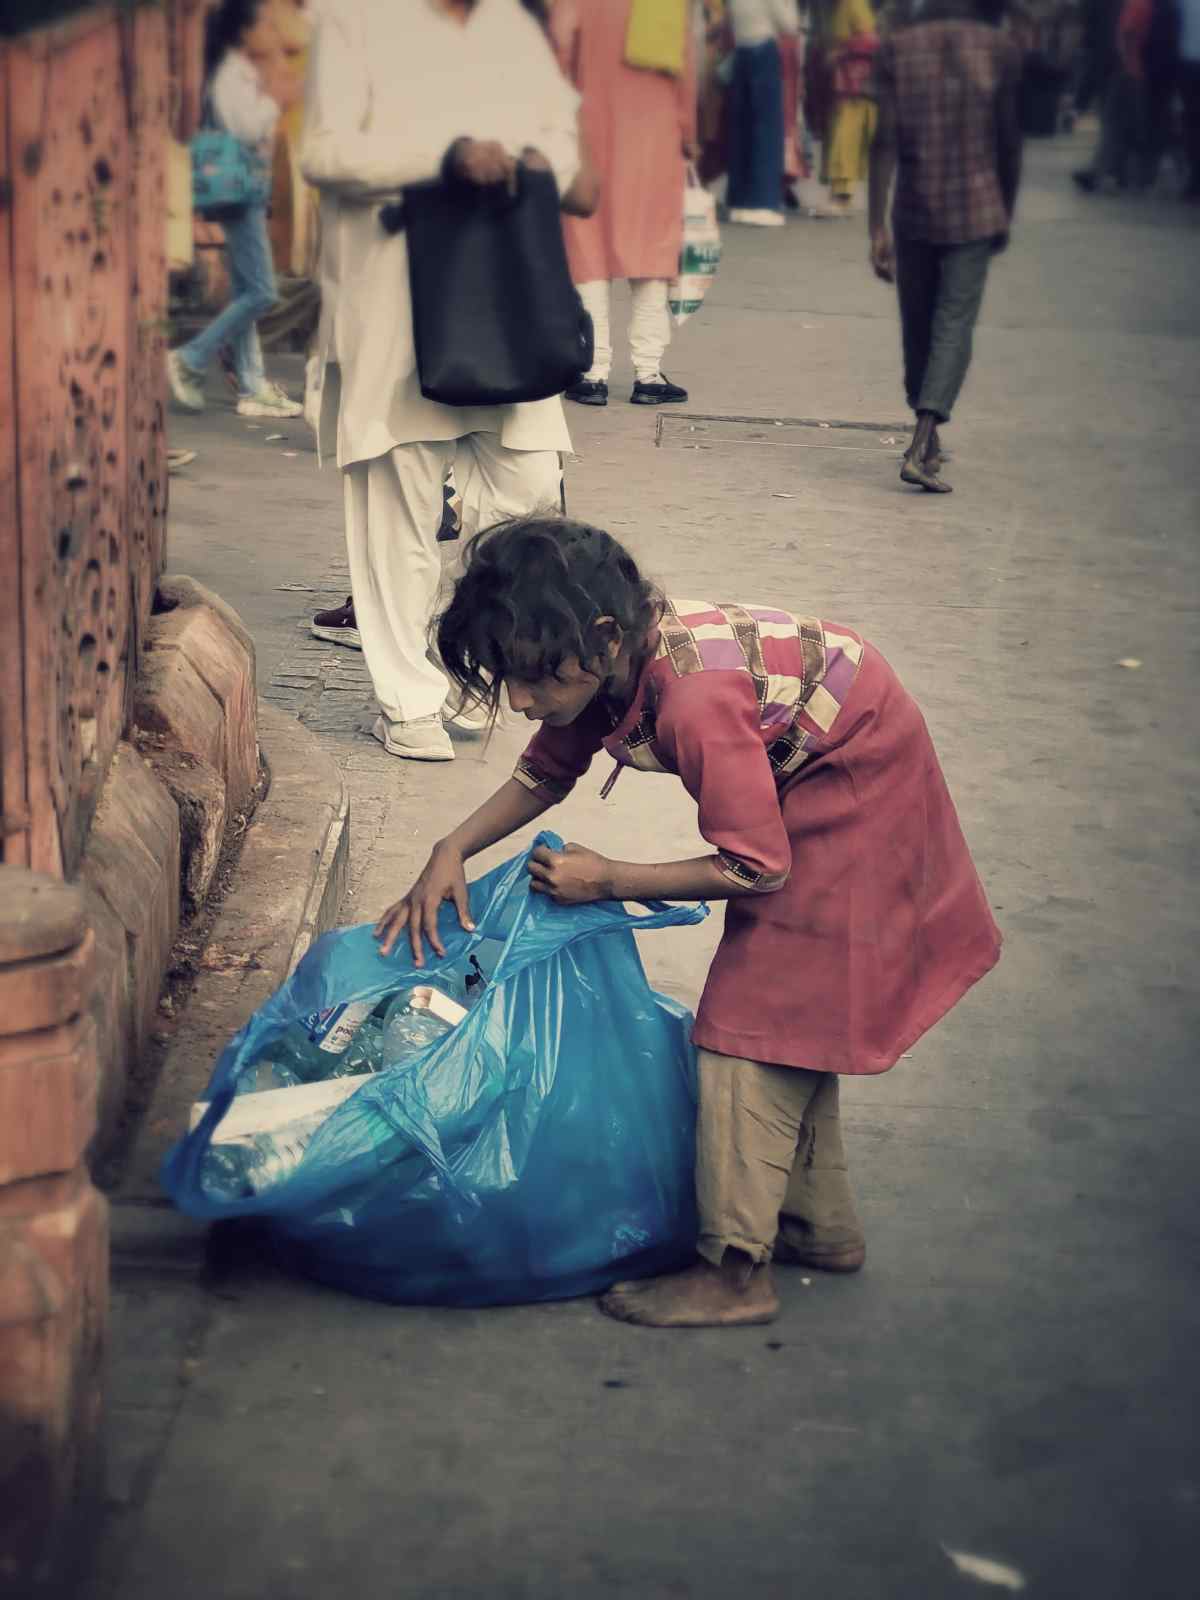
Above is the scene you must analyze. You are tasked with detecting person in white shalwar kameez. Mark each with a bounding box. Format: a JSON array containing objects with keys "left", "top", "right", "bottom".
[{"left": 301, "top": 0, "right": 581, "bottom": 762}]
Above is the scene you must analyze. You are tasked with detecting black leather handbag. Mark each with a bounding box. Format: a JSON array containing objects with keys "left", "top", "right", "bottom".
[{"left": 396, "top": 165, "right": 594, "bottom": 407}]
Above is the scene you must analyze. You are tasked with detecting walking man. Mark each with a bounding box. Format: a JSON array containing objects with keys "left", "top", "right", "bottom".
[
  {"left": 300, "top": 0, "right": 580, "bottom": 761},
  {"left": 868, "top": 0, "right": 1023, "bottom": 493}
]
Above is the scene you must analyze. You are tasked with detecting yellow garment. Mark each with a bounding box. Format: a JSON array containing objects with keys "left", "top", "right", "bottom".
[
  {"left": 824, "top": 97, "right": 877, "bottom": 196},
  {"left": 624, "top": 0, "right": 689, "bottom": 75},
  {"left": 829, "top": 0, "right": 877, "bottom": 45}
]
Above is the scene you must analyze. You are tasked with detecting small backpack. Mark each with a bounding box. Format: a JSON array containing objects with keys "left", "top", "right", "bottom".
[{"left": 190, "top": 95, "right": 270, "bottom": 220}]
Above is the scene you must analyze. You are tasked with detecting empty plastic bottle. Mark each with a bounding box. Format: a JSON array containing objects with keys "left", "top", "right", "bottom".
[
  {"left": 260, "top": 999, "right": 378, "bottom": 1083},
  {"left": 245, "top": 1112, "right": 329, "bottom": 1190},
  {"left": 201, "top": 1110, "right": 332, "bottom": 1200},
  {"left": 329, "top": 1015, "right": 384, "bottom": 1078},
  {"left": 201, "top": 1138, "right": 257, "bottom": 1201},
  {"left": 237, "top": 1057, "right": 304, "bottom": 1095},
  {"left": 380, "top": 988, "right": 458, "bottom": 1064}
]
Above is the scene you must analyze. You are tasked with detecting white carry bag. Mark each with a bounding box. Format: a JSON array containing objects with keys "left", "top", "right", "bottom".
[{"left": 668, "top": 165, "right": 722, "bottom": 327}]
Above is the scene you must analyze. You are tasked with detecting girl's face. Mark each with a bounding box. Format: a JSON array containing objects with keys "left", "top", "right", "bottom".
[{"left": 506, "top": 656, "right": 605, "bottom": 728}]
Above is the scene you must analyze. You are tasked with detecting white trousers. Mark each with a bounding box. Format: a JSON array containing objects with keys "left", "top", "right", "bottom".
[
  {"left": 343, "top": 435, "right": 562, "bottom": 726},
  {"left": 578, "top": 279, "right": 671, "bottom": 384}
]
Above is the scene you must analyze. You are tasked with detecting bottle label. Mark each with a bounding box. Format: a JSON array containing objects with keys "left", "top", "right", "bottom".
[{"left": 306, "top": 999, "right": 375, "bottom": 1054}]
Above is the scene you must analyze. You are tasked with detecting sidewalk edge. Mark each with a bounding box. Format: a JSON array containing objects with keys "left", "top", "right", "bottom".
[{"left": 109, "top": 701, "right": 349, "bottom": 1246}]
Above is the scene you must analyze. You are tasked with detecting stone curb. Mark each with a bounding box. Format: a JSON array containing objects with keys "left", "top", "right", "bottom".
[{"left": 108, "top": 701, "right": 349, "bottom": 1256}]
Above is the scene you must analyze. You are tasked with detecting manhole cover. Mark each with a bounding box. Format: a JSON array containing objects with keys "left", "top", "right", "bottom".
[{"left": 656, "top": 412, "right": 909, "bottom": 453}]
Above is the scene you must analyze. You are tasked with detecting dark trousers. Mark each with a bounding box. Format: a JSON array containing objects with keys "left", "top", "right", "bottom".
[
  {"left": 1091, "top": 71, "right": 1145, "bottom": 186},
  {"left": 895, "top": 236, "right": 993, "bottom": 424},
  {"left": 1181, "top": 61, "right": 1200, "bottom": 195},
  {"left": 727, "top": 40, "right": 784, "bottom": 211}
]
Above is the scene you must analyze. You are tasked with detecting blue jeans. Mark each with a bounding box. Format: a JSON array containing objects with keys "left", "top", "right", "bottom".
[
  {"left": 726, "top": 40, "right": 784, "bottom": 211},
  {"left": 179, "top": 205, "right": 275, "bottom": 395}
]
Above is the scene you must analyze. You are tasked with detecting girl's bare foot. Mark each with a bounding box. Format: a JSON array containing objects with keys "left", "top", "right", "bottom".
[{"left": 599, "top": 1260, "right": 780, "bottom": 1328}]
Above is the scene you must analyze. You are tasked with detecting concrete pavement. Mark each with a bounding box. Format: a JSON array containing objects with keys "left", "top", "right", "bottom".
[{"left": 87, "top": 133, "right": 1200, "bottom": 1600}]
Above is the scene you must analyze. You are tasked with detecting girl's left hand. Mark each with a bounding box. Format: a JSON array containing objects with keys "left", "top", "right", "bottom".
[{"left": 528, "top": 843, "right": 613, "bottom": 905}]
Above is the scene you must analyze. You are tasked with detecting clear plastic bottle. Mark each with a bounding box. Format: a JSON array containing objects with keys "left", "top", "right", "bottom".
[
  {"left": 380, "top": 988, "right": 457, "bottom": 1064},
  {"left": 260, "top": 999, "right": 378, "bottom": 1083},
  {"left": 202, "top": 1109, "right": 333, "bottom": 1199},
  {"left": 201, "top": 1139, "right": 257, "bottom": 1201},
  {"left": 329, "top": 1015, "right": 384, "bottom": 1078},
  {"left": 236, "top": 1057, "right": 304, "bottom": 1095},
  {"left": 245, "top": 1112, "right": 329, "bottom": 1190}
]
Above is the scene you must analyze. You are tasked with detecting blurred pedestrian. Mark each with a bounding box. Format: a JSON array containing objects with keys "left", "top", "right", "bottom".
[
  {"left": 1142, "top": 0, "right": 1183, "bottom": 188},
  {"left": 779, "top": 9, "right": 808, "bottom": 210},
  {"left": 553, "top": 0, "right": 697, "bottom": 408},
  {"left": 725, "top": 0, "right": 799, "bottom": 225},
  {"left": 1075, "top": 0, "right": 1126, "bottom": 110},
  {"left": 823, "top": 0, "right": 880, "bottom": 215},
  {"left": 167, "top": 0, "right": 303, "bottom": 419},
  {"left": 1073, "top": 0, "right": 1160, "bottom": 189},
  {"left": 301, "top": 0, "right": 581, "bottom": 762},
  {"left": 1181, "top": 0, "right": 1200, "bottom": 195},
  {"left": 869, "top": 0, "right": 1023, "bottom": 492}
]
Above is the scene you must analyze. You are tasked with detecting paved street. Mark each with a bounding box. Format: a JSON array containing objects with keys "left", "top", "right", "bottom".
[{"left": 90, "top": 133, "right": 1200, "bottom": 1600}]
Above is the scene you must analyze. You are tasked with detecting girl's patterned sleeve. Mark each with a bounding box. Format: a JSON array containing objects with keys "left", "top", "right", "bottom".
[
  {"left": 513, "top": 715, "right": 605, "bottom": 805},
  {"left": 654, "top": 671, "right": 792, "bottom": 892}
]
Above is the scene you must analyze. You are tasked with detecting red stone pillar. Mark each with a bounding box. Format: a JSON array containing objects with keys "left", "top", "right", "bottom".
[{"left": 0, "top": 870, "right": 107, "bottom": 1591}]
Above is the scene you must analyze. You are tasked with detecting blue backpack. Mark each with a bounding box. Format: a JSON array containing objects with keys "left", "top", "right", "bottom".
[{"left": 190, "top": 95, "right": 270, "bottom": 220}]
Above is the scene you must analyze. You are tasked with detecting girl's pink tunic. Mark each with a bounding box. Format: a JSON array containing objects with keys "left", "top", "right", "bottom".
[
  {"left": 514, "top": 600, "right": 1001, "bottom": 1075},
  {"left": 551, "top": 0, "right": 695, "bottom": 283}
]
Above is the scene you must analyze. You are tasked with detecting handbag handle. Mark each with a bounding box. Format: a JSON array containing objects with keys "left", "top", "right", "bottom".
[{"left": 382, "top": 160, "right": 531, "bottom": 236}]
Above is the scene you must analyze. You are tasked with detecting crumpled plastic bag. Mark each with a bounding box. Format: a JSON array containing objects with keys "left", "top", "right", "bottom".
[
  {"left": 162, "top": 834, "right": 706, "bottom": 1307},
  {"left": 669, "top": 165, "right": 722, "bottom": 327}
]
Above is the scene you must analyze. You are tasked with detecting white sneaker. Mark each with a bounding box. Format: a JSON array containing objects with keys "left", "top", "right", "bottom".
[
  {"left": 236, "top": 381, "right": 303, "bottom": 419},
  {"left": 812, "top": 198, "right": 856, "bottom": 220},
  {"left": 371, "top": 713, "right": 454, "bottom": 763},
  {"left": 727, "top": 208, "right": 785, "bottom": 227},
  {"left": 167, "top": 350, "right": 206, "bottom": 412}
]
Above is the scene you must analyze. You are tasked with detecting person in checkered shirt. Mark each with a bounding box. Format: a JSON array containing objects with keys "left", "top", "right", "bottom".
[{"left": 868, "top": 0, "right": 1024, "bottom": 492}]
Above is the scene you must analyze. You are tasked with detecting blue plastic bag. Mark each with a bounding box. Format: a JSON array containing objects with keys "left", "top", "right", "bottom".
[{"left": 163, "top": 834, "right": 706, "bottom": 1306}]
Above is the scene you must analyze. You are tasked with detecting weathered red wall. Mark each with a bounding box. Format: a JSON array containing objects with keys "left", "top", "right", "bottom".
[{"left": 0, "top": 4, "right": 168, "bottom": 879}]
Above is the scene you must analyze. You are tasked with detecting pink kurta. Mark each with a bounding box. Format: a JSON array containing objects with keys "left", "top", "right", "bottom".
[
  {"left": 552, "top": 0, "right": 696, "bottom": 282},
  {"left": 514, "top": 600, "right": 1002, "bottom": 1075}
]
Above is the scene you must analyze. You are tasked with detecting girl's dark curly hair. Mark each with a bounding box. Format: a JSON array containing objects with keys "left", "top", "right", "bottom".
[{"left": 436, "top": 517, "right": 663, "bottom": 719}]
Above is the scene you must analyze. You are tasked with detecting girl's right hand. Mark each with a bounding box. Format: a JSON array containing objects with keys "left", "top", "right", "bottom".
[{"left": 374, "top": 842, "right": 476, "bottom": 965}]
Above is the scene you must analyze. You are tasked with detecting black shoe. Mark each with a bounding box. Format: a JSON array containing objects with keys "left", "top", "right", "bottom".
[
  {"left": 1072, "top": 169, "right": 1098, "bottom": 193},
  {"left": 311, "top": 597, "right": 362, "bottom": 650},
  {"left": 631, "top": 375, "right": 688, "bottom": 406},
  {"left": 565, "top": 379, "right": 608, "bottom": 406}
]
